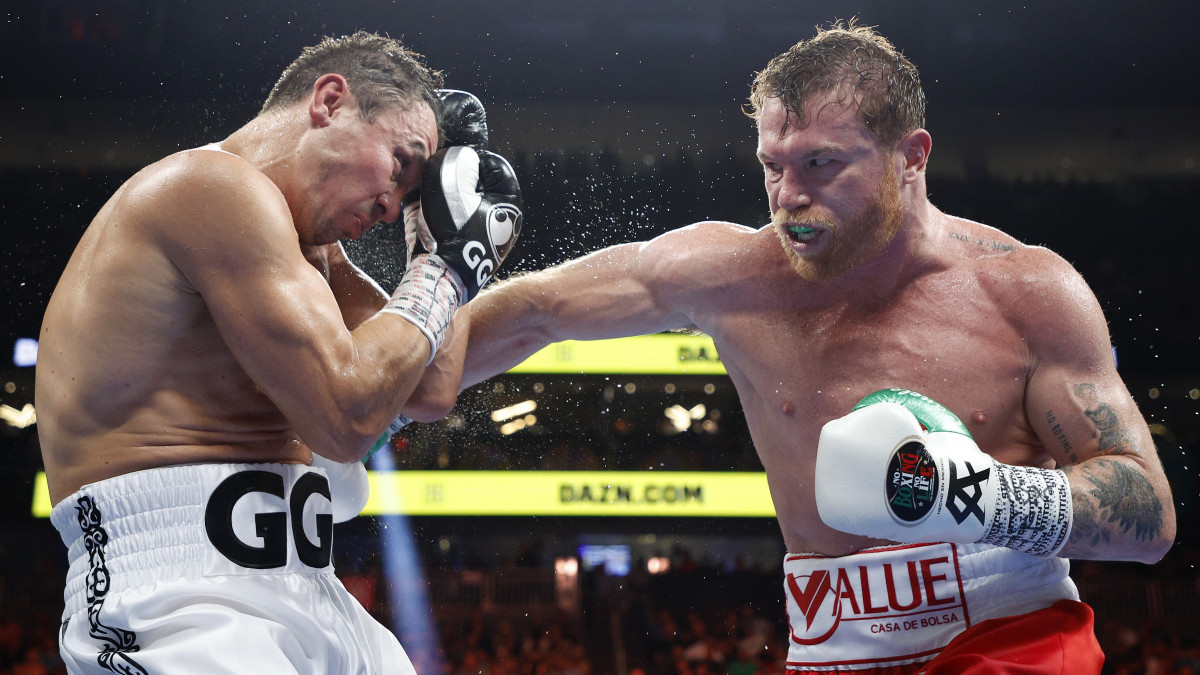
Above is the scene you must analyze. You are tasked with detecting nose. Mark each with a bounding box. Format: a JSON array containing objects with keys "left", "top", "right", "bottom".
[
  {"left": 375, "top": 189, "right": 403, "bottom": 225},
  {"left": 774, "top": 170, "right": 811, "bottom": 212}
]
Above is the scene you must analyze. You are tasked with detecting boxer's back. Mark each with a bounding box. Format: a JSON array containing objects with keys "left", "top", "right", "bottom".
[{"left": 36, "top": 152, "right": 307, "bottom": 504}]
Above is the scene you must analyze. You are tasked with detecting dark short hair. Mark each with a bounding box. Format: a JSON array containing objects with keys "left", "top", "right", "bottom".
[
  {"left": 261, "top": 31, "right": 443, "bottom": 124},
  {"left": 746, "top": 20, "right": 925, "bottom": 149}
]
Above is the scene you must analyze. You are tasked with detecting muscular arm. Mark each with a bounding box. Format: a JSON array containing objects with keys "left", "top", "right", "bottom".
[
  {"left": 461, "top": 223, "right": 733, "bottom": 388},
  {"left": 321, "top": 241, "right": 462, "bottom": 421},
  {"left": 1018, "top": 250, "right": 1175, "bottom": 563},
  {"left": 157, "top": 152, "right": 438, "bottom": 461}
]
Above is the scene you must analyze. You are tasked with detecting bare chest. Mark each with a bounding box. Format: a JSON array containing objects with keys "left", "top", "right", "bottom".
[{"left": 705, "top": 283, "right": 1032, "bottom": 461}]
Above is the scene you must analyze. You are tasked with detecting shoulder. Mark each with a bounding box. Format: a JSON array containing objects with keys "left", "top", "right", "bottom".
[
  {"left": 124, "top": 148, "right": 290, "bottom": 238},
  {"left": 644, "top": 220, "right": 764, "bottom": 250},
  {"left": 635, "top": 220, "right": 776, "bottom": 273},
  {"left": 940, "top": 216, "right": 1083, "bottom": 298},
  {"left": 119, "top": 149, "right": 302, "bottom": 286},
  {"left": 949, "top": 219, "right": 1109, "bottom": 358}
]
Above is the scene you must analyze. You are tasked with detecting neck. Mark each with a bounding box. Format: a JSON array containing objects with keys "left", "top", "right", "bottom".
[
  {"left": 837, "top": 198, "right": 945, "bottom": 295},
  {"left": 220, "top": 108, "right": 302, "bottom": 183}
]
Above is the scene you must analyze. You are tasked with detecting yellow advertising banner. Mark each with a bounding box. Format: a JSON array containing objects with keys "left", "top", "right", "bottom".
[
  {"left": 31, "top": 471, "right": 774, "bottom": 518},
  {"left": 506, "top": 333, "right": 726, "bottom": 375}
]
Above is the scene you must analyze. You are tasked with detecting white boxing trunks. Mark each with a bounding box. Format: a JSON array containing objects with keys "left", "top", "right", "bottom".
[
  {"left": 50, "top": 462, "right": 415, "bottom": 675},
  {"left": 782, "top": 542, "right": 1079, "bottom": 671}
]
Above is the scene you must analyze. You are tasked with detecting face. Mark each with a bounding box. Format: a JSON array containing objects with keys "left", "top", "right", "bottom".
[
  {"left": 296, "top": 99, "right": 439, "bottom": 246},
  {"left": 757, "top": 94, "right": 906, "bottom": 281}
]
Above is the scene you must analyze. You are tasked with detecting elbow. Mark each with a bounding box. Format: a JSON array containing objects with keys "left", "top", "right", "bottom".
[
  {"left": 1127, "top": 496, "right": 1177, "bottom": 565},
  {"left": 403, "top": 388, "right": 457, "bottom": 423},
  {"left": 1141, "top": 508, "right": 1178, "bottom": 565},
  {"left": 302, "top": 417, "right": 378, "bottom": 464},
  {"left": 1136, "top": 535, "right": 1175, "bottom": 566}
]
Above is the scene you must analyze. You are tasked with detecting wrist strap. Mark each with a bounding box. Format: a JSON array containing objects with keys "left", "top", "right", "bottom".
[
  {"left": 980, "top": 464, "right": 1073, "bottom": 557},
  {"left": 380, "top": 254, "right": 465, "bottom": 362},
  {"left": 364, "top": 413, "right": 413, "bottom": 464}
]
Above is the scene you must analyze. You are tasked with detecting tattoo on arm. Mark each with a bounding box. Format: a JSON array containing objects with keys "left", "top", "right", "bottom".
[
  {"left": 1068, "top": 459, "right": 1164, "bottom": 548},
  {"left": 1045, "top": 410, "right": 1078, "bottom": 463},
  {"left": 1073, "top": 383, "right": 1137, "bottom": 455}
]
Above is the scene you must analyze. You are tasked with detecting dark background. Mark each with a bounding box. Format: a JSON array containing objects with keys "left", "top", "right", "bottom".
[{"left": 0, "top": 1, "right": 1198, "bottom": 668}]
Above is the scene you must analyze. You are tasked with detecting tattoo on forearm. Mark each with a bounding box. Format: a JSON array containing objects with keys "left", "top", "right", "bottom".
[
  {"left": 1075, "top": 459, "right": 1163, "bottom": 547},
  {"left": 1045, "top": 410, "right": 1077, "bottom": 463},
  {"left": 1074, "top": 383, "right": 1136, "bottom": 455}
]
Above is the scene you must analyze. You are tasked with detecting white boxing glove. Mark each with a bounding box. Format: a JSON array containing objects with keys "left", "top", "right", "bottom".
[
  {"left": 815, "top": 388, "right": 1072, "bottom": 558},
  {"left": 310, "top": 453, "right": 370, "bottom": 524},
  {"left": 311, "top": 412, "right": 412, "bottom": 523}
]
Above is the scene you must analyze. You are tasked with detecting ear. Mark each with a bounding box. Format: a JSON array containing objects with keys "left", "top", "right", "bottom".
[
  {"left": 897, "top": 129, "right": 932, "bottom": 184},
  {"left": 309, "top": 74, "right": 351, "bottom": 127}
]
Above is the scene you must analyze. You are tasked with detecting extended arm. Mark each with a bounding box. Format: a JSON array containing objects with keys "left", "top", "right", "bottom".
[{"left": 461, "top": 224, "right": 728, "bottom": 388}]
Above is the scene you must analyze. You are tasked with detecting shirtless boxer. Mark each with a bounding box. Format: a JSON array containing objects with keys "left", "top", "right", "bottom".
[
  {"left": 459, "top": 22, "right": 1174, "bottom": 672},
  {"left": 36, "top": 32, "right": 521, "bottom": 673}
]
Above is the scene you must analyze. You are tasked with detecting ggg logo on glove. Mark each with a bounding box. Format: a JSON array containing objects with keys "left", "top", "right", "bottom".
[
  {"left": 887, "top": 441, "right": 938, "bottom": 523},
  {"left": 487, "top": 203, "right": 520, "bottom": 251},
  {"left": 462, "top": 203, "right": 521, "bottom": 288}
]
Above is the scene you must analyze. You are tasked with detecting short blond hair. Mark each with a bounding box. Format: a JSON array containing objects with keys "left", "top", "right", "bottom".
[{"left": 746, "top": 20, "right": 925, "bottom": 149}]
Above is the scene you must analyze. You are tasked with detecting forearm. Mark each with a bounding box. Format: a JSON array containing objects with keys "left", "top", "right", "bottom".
[
  {"left": 1059, "top": 455, "right": 1175, "bottom": 563},
  {"left": 461, "top": 276, "right": 557, "bottom": 389},
  {"left": 300, "top": 313, "right": 432, "bottom": 462},
  {"left": 402, "top": 309, "right": 468, "bottom": 422}
]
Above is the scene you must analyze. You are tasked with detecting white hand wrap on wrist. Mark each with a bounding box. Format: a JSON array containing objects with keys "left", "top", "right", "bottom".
[
  {"left": 380, "top": 254, "right": 465, "bottom": 362},
  {"left": 980, "top": 463, "right": 1072, "bottom": 557}
]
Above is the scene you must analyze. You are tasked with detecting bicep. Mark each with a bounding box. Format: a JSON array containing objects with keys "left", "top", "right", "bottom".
[
  {"left": 1021, "top": 266, "right": 1152, "bottom": 468},
  {"left": 326, "top": 242, "right": 388, "bottom": 330},
  {"left": 159, "top": 178, "right": 361, "bottom": 415}
]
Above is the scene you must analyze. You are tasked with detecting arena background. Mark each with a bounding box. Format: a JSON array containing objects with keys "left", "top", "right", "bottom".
[{"left": 1, "top": 1, "right": 1198, "bottom": 673}]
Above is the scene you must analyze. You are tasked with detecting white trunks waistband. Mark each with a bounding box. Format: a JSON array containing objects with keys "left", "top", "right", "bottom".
[
  {"left": 51, "top": 463, "right": 337, "bottom": 617},
  {"left": 783, "top": 542, "right": 1079, "bottom": 671}
]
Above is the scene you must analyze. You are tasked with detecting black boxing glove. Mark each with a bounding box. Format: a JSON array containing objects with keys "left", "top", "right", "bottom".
[
  {"left": 413, "top": 146, "right": 523, "bottom": 301},
  {"left": 437, "top": 89, "right": 488, "bottom": 150},
  {"left": 403, "top": 89, "right": 492, "bottom": 260}
]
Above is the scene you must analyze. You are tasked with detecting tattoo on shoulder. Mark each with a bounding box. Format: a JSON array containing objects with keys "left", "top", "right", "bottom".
[
  {"left": 948, "top": 231, "right": 1018, "bottom": 252},
  {"left": 1074, "top": 383, "right": 1137, "bottom": 455},
  {"left": 1080, "top": 458, "right": 1163, "bottom": 545}
]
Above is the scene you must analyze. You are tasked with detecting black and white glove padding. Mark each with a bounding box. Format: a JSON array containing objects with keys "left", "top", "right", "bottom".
[
  {"left": 404, "top": 89, "right": 491, "bottom": 263},
  {"left": 405, "top": 89, "right": 522, "bottom": 301},
  {"left": 815, "top": 388, "right": 1073, "bottom": 558},
  {"left": 385, "top": 90, "right": 521, "bottom": 359},
  {"left": 411, "top": 146, "right": 522, "bottom": 301}
]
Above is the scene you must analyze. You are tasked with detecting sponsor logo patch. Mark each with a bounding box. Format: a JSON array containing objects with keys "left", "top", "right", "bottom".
[
  {"left": 886, "top": 441, "right": 938, "bottom": 523},
  {"left": 784, "top": 544, "right": 969, "bottom": 668}
]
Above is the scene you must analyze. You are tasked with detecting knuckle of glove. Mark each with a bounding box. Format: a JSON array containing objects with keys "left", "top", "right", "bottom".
[
  {"left": 479, "top": 151, "right": 524, "bottom": 209},
  {"left": 438, "top": 89, "right": 489, "bottom": 150}
]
